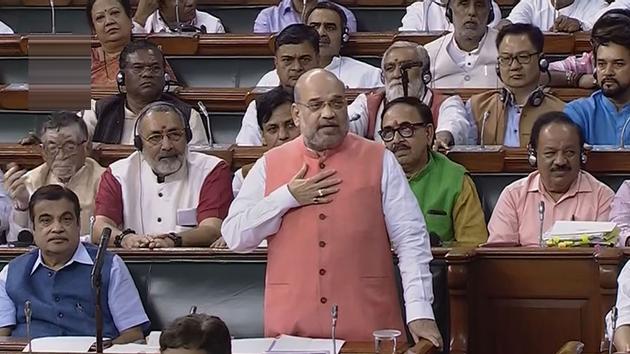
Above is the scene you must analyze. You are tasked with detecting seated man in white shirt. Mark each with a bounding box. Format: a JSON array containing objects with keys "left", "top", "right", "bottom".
[
  {"left": 236, "top": 24, "right": 320, "bottom": 145},
  {"left": 233, "top": 87, "right": 300, "bottom": 197},
  {"left": 399, "top": 0, "right": 501, "bottom": 32},
  {"left": 0, "top": 21, "right": 13, "bottom": 34},
  {"left": 424, "top": 0, "right": 499, "bottom": 88},
  {"left": 501, "top": 0, "right": 608, "bottom": 33},
  {"left": 348, "top": 41, "right": 468, "bottom": 143},
  {"left": 258, "top": 2, "right": 382, "bottom": 89},
  {"left": 82, "top": 40, "right": 209, "bottom": 145},
  {"left": 93, "top": 101, "right": 232, "bottom": 249},
  {"left": 143, "top": 0, "right": 225, "bottom": 33}
]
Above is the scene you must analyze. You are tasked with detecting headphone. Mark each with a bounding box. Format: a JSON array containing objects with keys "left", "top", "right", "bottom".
[
  {"left": 116, "top": 71, "right": 171, "bottom": 94},
  {"left": 132, "top": 101, "right": 192, "bottom": 151},
  {"left": 495, "top": 54, "right": 549, "bottom": 107},
  {"left": 445, "top": 0, "right": 494, "bottom": 25},
  {"left": 527, "top": 146, "right": 587, "bottom": 167}
]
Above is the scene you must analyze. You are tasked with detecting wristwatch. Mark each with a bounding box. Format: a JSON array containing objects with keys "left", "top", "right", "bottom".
[
  {"left": 166, "top": 232, "right": 183, "bottom": 247},
  {"left": 114, "top": 229, "right": 136, "bottom": 247}
]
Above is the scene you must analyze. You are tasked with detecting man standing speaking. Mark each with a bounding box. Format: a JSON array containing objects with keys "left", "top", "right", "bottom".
[{"left": 222, "top": 69, "right": 442, "bottom": 348}]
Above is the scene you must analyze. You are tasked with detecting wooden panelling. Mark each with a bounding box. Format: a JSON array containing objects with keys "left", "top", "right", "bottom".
[
  {"left": 0, "top": 33, "right": 595, "bottom": 57},
  {"left": 2, "top": 144, "right": 630, "bottom": 174},
  {"left": 0, "top": 85, "right": 595, "bottom": 111}
]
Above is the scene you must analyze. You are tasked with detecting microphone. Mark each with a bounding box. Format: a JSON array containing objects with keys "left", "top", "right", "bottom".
[
  {"left": 91, "top": 228, "right": 112, "bottom": 282},
  {"left": 175, "top": 0, "right": 181, "bottom": 32},
  {"left": 538, "top": 201, "right": 545, "bottom": 247},
  {"left": 479, "top": 111, "right": 490, "bottom": 148},
  {"left": 197, "top": 101, "right": 214, "bottom": 145},
  {"left": 25, "top": 300, "right": 32, "bottom": 354},
  {"left": 92, "top": 227, "right": 112, "bottom": 354},
  {"left": 49, "top": 0, "right": 56, "bottom": 34},
  {"left": 400, "top": 62, "right": 422, "bottom": 98},
  {"left": 610, "top": 306, "right": 618, "bottom": 354},
  {"left": 331, "top": 304, "right": 338, "bottom": 354},
  {"left": 620, "top": 115, "right": 630, "bottom": 149}
]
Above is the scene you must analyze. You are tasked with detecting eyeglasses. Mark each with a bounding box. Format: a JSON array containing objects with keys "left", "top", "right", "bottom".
[
  {"left": 142, "top": 129, "right": 186, "bottom": 145},
  {"left": 379, "top": 122, "right": 428, "bottom": 142},
  {"left": 129, "top": 64, "right": 164, "bottom": 76},
  {"left": 497, "top": 52, "right": 540, "bottom": 66},
  {"left": 296, "top": 98, "right": 346, "bottom": 112},
  {"left": 43, "top": 140, "right": 86, "bottom": 156}
]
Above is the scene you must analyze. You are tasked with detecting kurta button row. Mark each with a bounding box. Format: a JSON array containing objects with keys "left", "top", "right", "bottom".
[
  {"left": 319, "top": 241, "right": 326, "bottom": 247},
  {"left": 319, "top": 269, "right": 326, "bottom": 275},
  {"left": 320, "top": 297, "right": 327, "bottom": 304},
  {"left": 319, "top": 163, "right": 325, "bottom": 169},
  {"left": 319, "top": 213, "right": 326, "bottom": 220}
]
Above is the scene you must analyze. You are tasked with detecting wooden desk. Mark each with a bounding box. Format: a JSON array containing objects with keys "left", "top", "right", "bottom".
[
  {"left": 2, "top": 145, "right": 630, "bottom": 174},
  {"left": 0, "top": 33, "right": 593, "bottom": 57},
  {"left": 15, "top": 0, "right": 519, "bottom": 7},
  {"left": 0, "top": 85, "right": 594, "bottom": 112},
  {"left": 0, "top": 338, "right": 435, "bottom": 354}
]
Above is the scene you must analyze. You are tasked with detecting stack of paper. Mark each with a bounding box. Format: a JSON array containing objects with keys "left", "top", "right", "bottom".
[
  {"left": 267, "top": 334, "right": 345, "bottom": 354},
  {"left": 22, "top": 337, "right": 95, "bottom": 353},
  {"left": 543, "top": 221, "right": 619, "bottom": 247},
  {"left": 104, "top": 343, "right": 159, "bottom": 353},
  {"left": 233, "top": 338, "right": 276, "bottom": 354}
]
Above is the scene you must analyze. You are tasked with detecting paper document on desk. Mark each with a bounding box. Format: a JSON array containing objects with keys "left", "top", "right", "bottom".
[
  {"left": 267, "top": 334, "right": 345, "bottom": 354},
  {"left": 105, "top": 343, "right": 159, "bottom": 353},
  {"left": 543, "top": 221, "right": 619, "bottom": 246},
  {"left": 233, "top": 338, "right": 276, "bottom": 354},
  {"left": 22, "top": 336, "right": 94, "bottom": 352}
]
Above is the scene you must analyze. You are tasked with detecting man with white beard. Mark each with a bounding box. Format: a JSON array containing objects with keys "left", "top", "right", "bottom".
[{"left": 348, "top": 41, "right": 469, "bottom": 143}]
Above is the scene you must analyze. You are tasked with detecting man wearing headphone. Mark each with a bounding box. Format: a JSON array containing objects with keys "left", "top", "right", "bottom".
[
  {"left": 435, "top": 23, "right": 565, "bottom": 149},
  {"left": 424, "top": 0, "right": 499, "bottom": 88},
  {"left": 399, "top": 0, "right": 501, "bottom": 32},
  {"left": 257, "top": 2, "right": 381, "bottom": 89},
  {"left": 81, "top": 40, "right": 209, "bottom": 145},
  {"left": 142, "top": 0, "right": 225, "bottom": 33},
  {"left": 565, "top": 9, "right": 630, "bottom": 145},
  {"left": 347, "top": 41, "right": 468, "bottom": 143},
  {"left": 487, "top": 111, "right": 613, "bottom": 247},
  {"left": 92, "top": 101, "right": 232, "bottom": 249}
]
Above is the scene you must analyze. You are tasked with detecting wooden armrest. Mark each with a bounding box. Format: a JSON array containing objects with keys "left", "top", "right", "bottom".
[
  {"left": 407, "top": 339, "right": 438, "bottom": 354},
  {"left": 555, "top": 341, "right": 584, "bottom": 354}
]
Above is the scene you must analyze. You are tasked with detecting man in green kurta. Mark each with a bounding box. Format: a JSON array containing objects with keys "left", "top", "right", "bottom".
[{"left": 379, "top": 97, "right": 488, "bottom": 245}]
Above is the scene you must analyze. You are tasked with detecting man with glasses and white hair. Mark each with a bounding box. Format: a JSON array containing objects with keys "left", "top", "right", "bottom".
[
  {"left": 3, "top": 112, "right": 105, "bottom": 242},
  {"left": 348, "top": 41, "right": 468, "bottom": 143},
  {"left": 93, "top": 101, "right": 232, "bottom": 249}
]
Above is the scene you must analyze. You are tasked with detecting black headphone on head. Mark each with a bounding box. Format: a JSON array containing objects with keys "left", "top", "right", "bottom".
[
  {"left": 527, "top": 145, "right": 587, "bottom": 167},
  {"left": 445, "top": 0, "right": 494, "bottom": 25},
  {"left": 133, "top": 101, "right": 192, "bottom": 151},
  {"left": 496, "top": 54, "right": 549, "bottom": 107},
  {"left": 116, "top": 71, "right": 171, "bottom": 94}
]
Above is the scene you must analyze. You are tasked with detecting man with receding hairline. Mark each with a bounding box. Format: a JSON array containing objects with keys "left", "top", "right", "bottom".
[{"left": 223, "top": 69, "right": 442, "bottom": 348}]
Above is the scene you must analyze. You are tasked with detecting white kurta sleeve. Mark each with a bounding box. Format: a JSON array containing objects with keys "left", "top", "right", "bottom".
[
  {"left": 79, "top": 99, "right": 98, "bottom": 140},
  {"left": 235, "top": 101, "right": 263, "bottom": 146},
  {"left": 221, "top": 157, "right": 301, "bottom": 253},
  {"left": 506, "top": 0, "right": 534, "bottom": 25},
  {"left": 347, "top": 93, "right": 369, "bottom": 138},
  {"left": 607, "top": 261, "right": 630, "bottom": 340},
  {"left": 436, "top": 95, "right": 476, "bottom": 145},
  {"left": 256, "top": 70, "right": 280, "bottom": 87},
  {"left": 399, "top": 2, "right": 426, "bottom": 31},
  {"left": 381, "top": 150, "right": 435, "bottom": 322},
  {"left": 189, "top": 109, "right": 210, "bottom": 145}
]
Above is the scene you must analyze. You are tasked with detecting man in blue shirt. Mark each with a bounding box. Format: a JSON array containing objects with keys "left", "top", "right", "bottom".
[
  {"left": 254, "top": 0, "right": 356, "bottom": 33},
  {"left": 0, "top": 185, "right": 149, "bottom": 341},
  {"left": 565, "top": 9, "right": 630, "bottom": 146}
]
